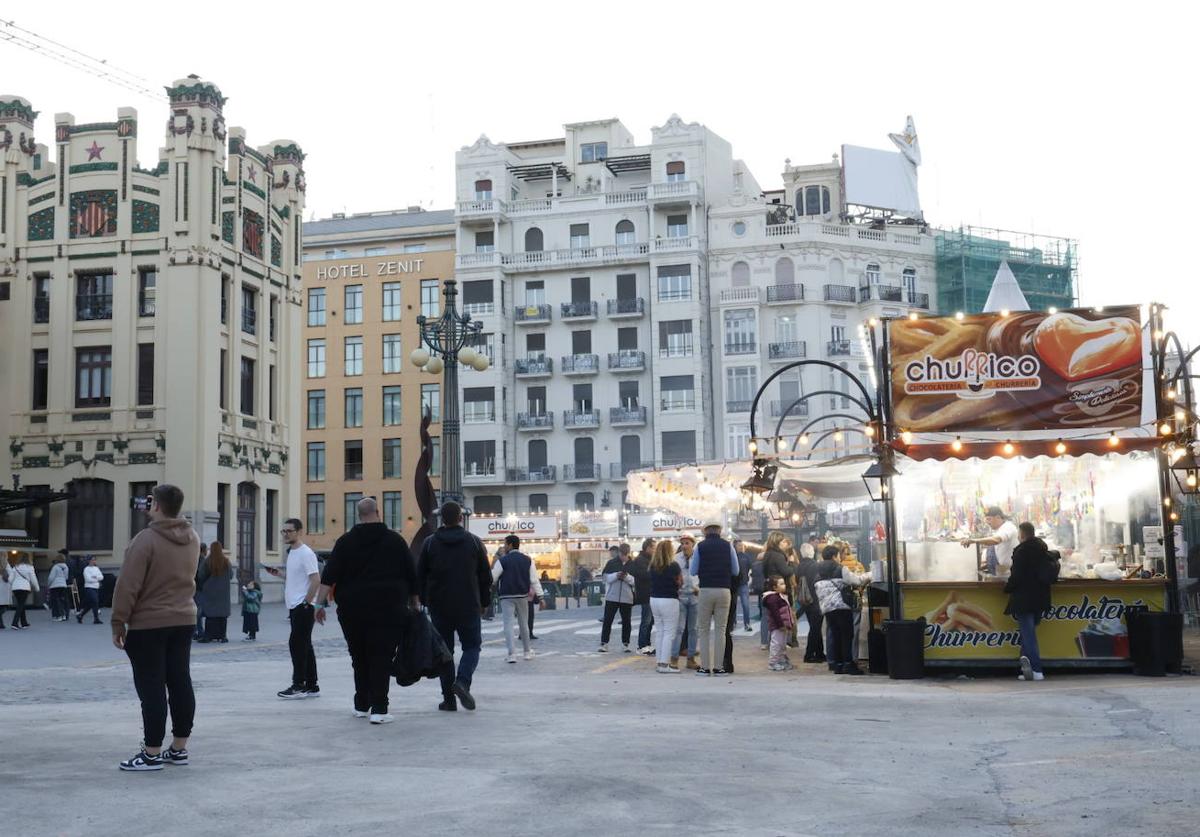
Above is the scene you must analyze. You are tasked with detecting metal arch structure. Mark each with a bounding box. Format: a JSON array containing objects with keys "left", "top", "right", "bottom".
[
  {"left": 787, "top": 412, "right": 871, "bottom": 448},
  {"left": 749, "top": 359, "right": 877, "bottom": 443},
  {"left": 803, "top": 427, "right": 869, "bottom": 461},
  {"left": 770, "top": 392, "right": 873, "bottom": 443}
]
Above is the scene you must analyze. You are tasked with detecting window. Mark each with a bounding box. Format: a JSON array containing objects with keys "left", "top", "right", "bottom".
[
  {"left": 344, "top": 336, "right": 363, "bottom": 376},
  {"left": 580, "top": 142, "right": 607, "bottom": 162},
  {"left": 616, "top": 273, "right": 637, "bottom": 300},
  {"left": 725, "top": 366, "right": 758, "bottom": 406},
  {"left": 660, "top": 375, "right": 695, "bottom": 411},
  {"left": 465, "top": 440, "right": 496, "bottom": 477},
  {"left": 221, "top": 275, "right": 229, "bottom": 324},
  {"left": 383, "top": 492, "right": 402, "bottom": 530},
  {"left": 422, "top": 383, "right": 441, "bottom": 422},
  {"left": 724, "top": 308, "right": 756, "bottom": 353},
  {"left": 269, "top": 364, "right": 277, "bottom": 421},
  {"left": 474, "top": 496, "right": 503, "bottom": 516},
  {"left": 307, "top": 495, "right": 326, "bottom": 534},
  {"left": 466, "top": 331, "right": 495, "bottom": 363},
  {"left": 776, "top": 314, "right": 798, "bottom": 343},
  {"left": 797, "top": 185, "right": 831, "bottom": 216},
  {"left": 666, "top": 160, "right": 685, "bottom": 182},
  {"left": 726, "top": 424, "right": 751, "bottom": 460},
  {"left": 344, "top": 492, "right": 364, "bottom": 529},
  {"left": 657, "top": 265, "right": 692, "bottom": 301},
  {"left": 615, "top": 220, "right": 635, "bottom": 246},
  {"left": 903, "top": 267, "right": 917, "bottom": 298},
  {"left": 620, "top": 435, "right": 642, "bottom": 470},
  {"left": 307, "top": 390, "right": 326, "bottom": 429},
  {"left": 382, "top": 385, "right": 402, "bottom": 425},
  {"left": 137, "top": 268, "right": 157, "bottom": 317},
  {"left": 269, "top": 296, "right": 278, "bottom": 342},
  {"left": 464, "top": 386, "right": 496, "bottom": 423},
  {"left": 365, "top": 246, "right": 387, "bottom": 257},
  {"left": 571, "top": 330, "right": 592, "bottom": 354},
  {"left": 865, "top": 262, "right": 881, "bottom": 285},
  {"left": 619, "top": 380, "right": 640, "bottom": 408},
  {"left": 617, "top": 327, "right": 638, "bottom": 351},
  {"left": 75, "top": 347, "right": 112, "bottom": 407},
  {"left": 383, "top": 334, "right": 402, "bottom": 373},
  {"left": 569, "top": 223, "right": 590, "bottom": 250},
  {"left": 430, "top": 437, "right": 441, "bottom": 476},
  {"left": 524, "top": 227, "right": 543, "bottom": 252},
  {"left": 658, "top": 320, "right": 693, "bottom": 357},
  {"left": 220, "top": 349, "right": 228, "bottom": 410},
  {"left": 383, "top": 438, "right": 402, "bottom": 479},
  {"left": 731, "top": 261, "right": 751, "bottom": 287},
  {"left": 831, "top": 325, "right": 846, "bottom": 342},
  {"left": 32, "top": 349, "right": 49, "bottom": 410},
  {"left": 474, "top": 179, "right": 493, "bottom": 200},
  {"left": 344, "top": 285, "right": 363, "bottom": 324},
  {"left": 421, "top": 279, "right": 439, "bottom": 318},
  {"left": 307, "top": 442, "right": 325, "bottom": 481},
  {"left": 130, "top": 481, "right": 157, "bottom": 540},
  {"left": 775, "top": 258, "right": 795, "bottom": 285},
  {"left": 733, "top": 220, "right": 746, "bottom": 236},
  {"left": 33, "top": 275, "right": 50, "bottom": 323},
  {"left": 137, "top": 343, "right": 155, "bottom": 406},
  {"left": 66, "top": 478, "right": 114, "bottom": 550},
  {"left": 344, "top": 387, "right": 363, "bottom": 428},
  {"left": 265, "top": 489, "right": 278, "bottom": 551},
  {"left": 382, "top": 282, "right": 401, "bottom": 321},
  {"left": 403, "top": 243, "right": 426, "bottom": 253},
  {"left": 241, "top": 286, "right": 257, "bottom": 335},
  {"left": 526, "top": 386, "right": 547, "bottom": 415},
  {"left": 307, "top": 339, "right": 326, "bottom": 377},
  {"left": 463, "top": 280, "right": 494, "bottom": 315},
  {"left": 474, "top": 231, "right": 494, "bottom": 253},
  {"left": 524, "top": 280, "right": 546, "bottom": 307},
  {"left": 344, "top": 441, "right": 363, "bottom": 481},
  {"left": 307, "top": 287, "right": 326, "bottom": 326},
  {"left": 217, "top": 483, "right": 228, "bottom": 546},
  {"left": 662, "top": 430, "right": 696, "bottom": 466},
  {"left": 575, "top": 492, "right": 595, "bottom": 511},
  {"left": 526, "top": 333, "right": 546, "bottom": 356},
  {"left": 529, "top": 493, "right": 548, "bottom": 513},
  {"left": 240, "top": 357, "right": 255, "bottom": 415},
  {"left": 76, "top": 271, "right": 113, "bottom": 321},
  {"left": 666, "top": 214, "right": 688, "bottom": 238},
  {"left": 573, "top": 383, "right": 593, "bottom": 412}
]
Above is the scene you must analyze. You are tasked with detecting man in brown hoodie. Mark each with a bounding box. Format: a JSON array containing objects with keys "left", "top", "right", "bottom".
[{"left": 110, "top": 484, "right": 200, "bottom": 772}]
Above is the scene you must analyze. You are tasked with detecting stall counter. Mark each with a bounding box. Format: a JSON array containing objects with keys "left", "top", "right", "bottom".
[{"left": 899, "top": 579, "right": 1168, "bottom": 666}]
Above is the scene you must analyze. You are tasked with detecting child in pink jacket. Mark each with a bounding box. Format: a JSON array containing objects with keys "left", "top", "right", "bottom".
[{"left": 762, "top": 576, "right": 795, "bottom": 671}]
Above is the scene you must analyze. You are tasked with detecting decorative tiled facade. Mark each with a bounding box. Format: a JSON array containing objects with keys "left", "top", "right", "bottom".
[
  {"left": 27, "top": 207, "right": 54, "bottom": 240},
  {"left": 68, "top": 189, "right": 118, "bottom": 238},
  {"left": 242, "top": 208, "right": 264, "bottom": 258},
  {"left": 222, "top": 211, "right": 235, "bottom": 243},
  {"left": 131, "top": 199, "right": 160, "bottom": 233}
]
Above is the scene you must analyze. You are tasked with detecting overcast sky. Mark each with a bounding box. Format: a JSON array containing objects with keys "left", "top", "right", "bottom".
[{"left": 5, "top": 2, "right": 1197, "bottom": 341}]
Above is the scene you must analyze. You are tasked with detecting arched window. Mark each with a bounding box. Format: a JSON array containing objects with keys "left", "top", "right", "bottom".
[
  {"left": 775, "top": 257, "right": 795, "bottom": 285},
  {"left": 66, "top": 478, "right": 114, "bottom": 550},
  {"left": 528, "top": 439, "right": 547, "bottom": 469},
  {"left": 615, "top": 219, "right": 635, "bottom": 246},
  {"left": 731, "top": 261, "right": 751, "bottom": 287},
  {"left": 865, "top": 262, "right": 881, "bottom": 285},
  {"left": 797, "top": 185, "right": 832, "bottom": 216},
  {"left": 524, "top": 227, "right": 543, "bottom": 252}
]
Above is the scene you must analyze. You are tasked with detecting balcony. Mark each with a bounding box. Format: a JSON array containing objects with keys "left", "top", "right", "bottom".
[
  {"left": 609, "top": 406, "right": 647, "bottom": 426},
  {"left": 607, "top": 297, "right": 645, "bottom": 318},
  {"left": 726, "top": 400, "right": 753, "bottom": 413},
  {"left": 767, "top": 283, "right": 805, "bottom": 304},
  {"left": 768, "top": 340, "right": 806, "bottom": 361},
  {"left": 456, "top": 251, "right": 502, "bottom": 270},
  {"left": 770, "top": 400, "right": 811, "bottom": 418},
  {"left": 653, "top": 234, "right": 699, "bottom": 253},
  {"left": 827, "top": 339, "right": 853, "bottom": 356},
  {"left": 462, "top": 403, "right": 496, "bottom": 424},
  {"left": 563, "top": 409, "right": 601, "bottom": 429},
  {"left": 720, "top": 287, "right": 761, "bottom": 305},
  {"left": 647, "top": 180, "right": 701, "bottom": 203},
  {"left": 608, "top": 350, "right": 645, "bottom": 373},
  {"left": 462, "top": 301, "right": 496, "bottom": 317},
  {"left": 242, "top": 307, "right": 257, "bottom": 335},
  {"left": 908, "top": 291, "right": 930, "bottom": 309},
  {"left": 824, "top": 285, "right": 857, "bottom": 304},
  {"left": 514, "top": 304, "right": 552, "bottom": 324},
  {"left": 724, "top": 341, "right": 757, "bottom": 356},
  {"left": 503, "top": 243, "right": 649, "bottom": 272},
  {"left": 514, "top": 356, "right": 552, "bottom": 378},
  {"left": 859, "top": 284, "right": 903, "bottom": 303},
  {"left": 506, "top": 466, "right": 556, "bottom": 484},
  {"left": 33, "top": 297, "right": 50, "bottom": 324},
  {"left": 75, "top": 293, "right": 112, "bottom": 321},
  {"left": 660, "top": 394, "right": 696, "bottom": 412},
  {"left": 563, "top": 463, "right": 601, "bottom": 482},
  {"left": 561, "top": 300, "right": 598, "bottom": 321},
  {"left": 764, "top": 221, "right": 929, "bottom": 251},
  {"left": 561, "top": 354, "right": 600, "bottom": 376},
  {"left": 610, "top": 461, "right": 653, "bottom": 480},
  {"left": 516, "top": 412, "right": 554, "bottom": 431},
  {"left": 506, "top": 189, "right": 647, "bottom": 218},
  {"left": 658, "top": 344, "right": 693, "bottom": 359},
  {"left": 456, "top": 197, "right": 506, "bottom": 218},
  {"left": 463, "top": 462, "right": 502, "bottom": 483}
]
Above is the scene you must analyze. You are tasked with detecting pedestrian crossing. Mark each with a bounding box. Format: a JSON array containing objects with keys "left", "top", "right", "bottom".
[{"left": 481, "top": 615, "right": 810, "bottom": 639}]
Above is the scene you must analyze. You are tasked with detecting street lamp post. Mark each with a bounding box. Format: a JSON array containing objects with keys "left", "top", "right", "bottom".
[{"left": 411, "top": 279, "right": 489, "bottom": 513}]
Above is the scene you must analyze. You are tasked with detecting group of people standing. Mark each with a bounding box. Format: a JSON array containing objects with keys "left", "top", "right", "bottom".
[{"left": 0, "top": 551, "right": 108, "bottom": 629}]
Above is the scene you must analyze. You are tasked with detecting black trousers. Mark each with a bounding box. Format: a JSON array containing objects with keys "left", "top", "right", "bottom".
[
  {"left": 722, "top": 589, "right": 737, "bottom": 672},
  {"left": 124, "top": 625, "right": 195, "bottom": 748},
  {"left": 242, "top": 612, "right": 259, "bottom": 637},
  {"left": 11, "top": 590, "right": 30, "bottom": 628},
  {"left": 600, "top": 601, "right": 632, "bottom": 645},
  {"left": 204, "top": 616, "right": 228, "bottom": 641},
  {"left": 802, "top": 604, "right": 825, "bottom": 661},
  {"left": 288, "top": 604, "right": 318, "bottom": 689},
  {"left": 338, "top": 615, "right": 397, "bottom": 714},
  {"left": 528, "top": 599, "right": 536, "bottom": 636},
  {"left": 49, "top": 587, "right": 71, "bottom": 619},
  {"left": 825, "top": 609, "right": 854, "bottom": 670}
]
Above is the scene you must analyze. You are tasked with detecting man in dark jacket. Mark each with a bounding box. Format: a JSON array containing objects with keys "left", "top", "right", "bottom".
[
  {"left": 416, "top": 501, "right": 492, "bottom": 711},
  {"left": 315, "top": 497, "right": 417, "bottom": 724},
  {"left": 689, "top": 521, "right": 739, "bottom": 676},
  {"left": 795, "top": 543, "right": 825, "bottom": 663},
  {"left": 1004, "top": 522, "right": 1051, "bottom": 683},
  {"left": 734, "top": 540, "right": 753, "bottom": 632},
  {"left": 630, "top": 539, "right": 655, "bottom": 653}
]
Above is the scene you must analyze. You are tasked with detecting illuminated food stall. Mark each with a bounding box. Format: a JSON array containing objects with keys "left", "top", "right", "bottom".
[{"left": 467, "top": 513, "right": 565, "bottom": 578}]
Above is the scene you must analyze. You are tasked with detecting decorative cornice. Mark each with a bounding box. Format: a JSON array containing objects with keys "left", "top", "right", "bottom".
[
  {"left": 165, "top": 81, "right": 226, "bottom": 110},
  {"left": 69, "top": 162, "right": 118, "bottom": 174},
  {"left": 272, "top": 142, "right": 305, "bottom": 164},
  {"left": 0, "top": 98, "right": 38, "bottom": 123}
]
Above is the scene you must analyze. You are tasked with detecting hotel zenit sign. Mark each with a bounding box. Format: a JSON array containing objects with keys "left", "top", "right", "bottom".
[{"left": 313, "top": 259, "right": 426, "bottom": 281}]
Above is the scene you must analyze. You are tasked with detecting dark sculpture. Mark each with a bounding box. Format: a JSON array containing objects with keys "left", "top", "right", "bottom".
[{"left": 410, "top": 407, "right": 438, "bottom": 558}]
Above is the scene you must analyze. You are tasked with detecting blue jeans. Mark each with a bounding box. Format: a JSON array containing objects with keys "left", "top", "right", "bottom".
[
  {"left": 637, "top": 601, "right": 654, "bottom": 648},
  {"left": 431, "top": 611, "right": 482, "bottom": 692},
  {"left": 1015, "top": 612, "right": 1043, "bottom": 673},
  {"left": 675, "top": 596, "right": 699, "bottom": 657},
  {"left": 737, "top": 585, "right": 751, "bottom": 628}
]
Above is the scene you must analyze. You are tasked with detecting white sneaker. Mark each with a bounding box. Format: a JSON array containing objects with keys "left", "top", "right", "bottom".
[
  {"left": 506, "top": 654, "right": 516, "bottom": 664},
  {"left": 597, "top": 643, "right": 608, "bottom": 653},
  {"left": 352, "top": 709, "right": 369, "bottom": 718},
  {"left": 523, "top": 651, "right": 534, "bottom": 660},
  {"left": 1018, "top": 655, "right": 1033, "bottom": 682},
  {"left": 1032, "top": 671, "right": 1045, "bottom": 681},
  {"left": 623, "top": 644, "right": 632, "bottom": 653},
  {"left": 638, "top": 646, "right": 653, "bottom": 655},
  {"left": 655, "top": 663, "right": 669, "bottom": 673},
  {"left": 368, "top": 713, "right": 394, "bottom": 724}
]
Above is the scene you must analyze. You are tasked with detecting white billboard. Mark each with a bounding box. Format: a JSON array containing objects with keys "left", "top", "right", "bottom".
[
  {"left": 468, "top": 515, "right": 559, "bottom": 541},
  {"left": 627, "top": 512, "right": 708, "bottom": 539},
  {"left": 841, "top": 144, "right": 921, "bottom": 217}
]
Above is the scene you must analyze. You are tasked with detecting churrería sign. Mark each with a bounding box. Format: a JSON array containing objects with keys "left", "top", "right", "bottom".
[
  {"left": 889, "top": 305, "right": 1143, "bottom": 432},
  {"left": 468, "top": 515, "right": 559, "bottom": 541}
]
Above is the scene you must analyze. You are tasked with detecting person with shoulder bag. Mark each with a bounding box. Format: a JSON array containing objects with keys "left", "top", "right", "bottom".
[
  {"left": 8, "top": 555, "right": 39, "bottom": 629},
  {"left": 814, "top": 545, "right": 869, "bottom": 675},
  {"left": 0, "top": 560, "right": 10, "bottom": 629},
  {"left": 795, "top": 543, "right": 825, "bottom": 663}
]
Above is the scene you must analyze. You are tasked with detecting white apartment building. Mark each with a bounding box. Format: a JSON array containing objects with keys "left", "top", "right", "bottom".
[
  {"left": 708, "top": 158, "right": 936, "bottom": 462},
  {"left": 454, "top": 115, "right": 738, "bottom": 515}
]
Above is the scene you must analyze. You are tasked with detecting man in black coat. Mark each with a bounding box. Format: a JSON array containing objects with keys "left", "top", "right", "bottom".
[
  {"left": 795, "top": 543, "right": 825, "bottom": 663},
  {"left": 315, "top": 497, "right": 417, "bottom": 724},
  {"left": 630, "top": 540, "right": 655, "bottom": 653},
  {"left": 1004, "top": 522, "right": 1052, "bottom": 683},
  {"left": 416, "top": 501, "right": 492, "bottom": 712}
]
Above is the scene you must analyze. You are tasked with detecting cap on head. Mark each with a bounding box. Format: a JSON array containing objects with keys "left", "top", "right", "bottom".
[{"left": 703, "top": 519, "right": 723, "bottom": 532}]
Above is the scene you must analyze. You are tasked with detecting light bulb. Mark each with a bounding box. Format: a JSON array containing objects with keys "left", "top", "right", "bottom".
[
  {"left": 1003, "top": 441, "right": 1015, "bottom": 456},
  {"left": 1167, "top": 389, "right": 1177, "bottom": 401},
  {"left": 864, "top": 425, "right": 875, "bottom": 438},
  {"left": 410, "top": 348, "right": 430, "bottom": 367},
  {"left": 1164, "top": 497, "right": 1172, "bottom": 507},
  {"left": 1055, "top": 440, "right": 1066, "bottom": 455},
  {"left": 955, "top": 312, "right": 964, "bottom": 321},
  {"left": 900, "top": 430, "right": 913, "bottom": 445},
  {"left": 457, "top": 347, "right": 478, "bottom": 365},
  {"left": 908, "top": 312, "right": 918, "bottom": 321},
  {"left": 1048, "top": 307, "right": 1058, "bottom": 314},
  {"left": 472, "top": 354, "right": 490, "bottom": 371},
  {"left": 424, "top": 357, "right": 444, "bottom": 374},
  {"left": 791, "top": 512, "right": 801, "bottom": 522},
  {"left": 1000, "top": 309, "right": 1010, "bottom": 317},
  {"left": 1170, "top": 512, "right": 1180, "bottom": 521},
  {"left": 833, "top": 431, "right": 843, "bottom": 442},
  {"left": 1188, "top": 472, "right": 1198, "bottom": 489},
  {"left": 1108, "top": 433, "right": 1120, "bottom": 448},
  {"left": 951, "top": 437, "right": 963, "bottom": 453},
  {"left": 1171, "top": 447, "right": 1185, "bottom": 463},
  {"left": 748, "top": 441, "right": 758, "bottom": 453},
  {"left": 777, "top": 438, "right": 788, "bottom": 451},
  {"left": 1160, "top": 422, "right": 1172, "bottom": 436},
  {"left": 799, "top": 434, "right": 810, "bottom": 447}
]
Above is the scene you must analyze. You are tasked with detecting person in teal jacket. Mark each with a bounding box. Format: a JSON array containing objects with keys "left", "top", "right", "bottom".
[{"left": 241, "top": 580, "right": 263, "bottom": 642}]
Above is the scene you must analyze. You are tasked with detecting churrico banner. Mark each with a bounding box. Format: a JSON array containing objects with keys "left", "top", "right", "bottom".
[{"left": 888, "top": 305, "right": 1143, "bottom": 432}]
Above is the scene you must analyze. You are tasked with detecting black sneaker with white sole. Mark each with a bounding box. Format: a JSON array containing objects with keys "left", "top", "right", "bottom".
[
  {"left": 303, "top": 686, "right": 320, "bottom": 698},
  {"left": 452, "top": 680, "right": 476, "bottom": 711},
  {"left": 277, "top": 686, "right": 308, "bottom": 699},
  {"left": 160, "top": 746, "right": 189, "bottom": 765},
  {"left": 119, "top": 750, "right": 165, "bottom": 771}
]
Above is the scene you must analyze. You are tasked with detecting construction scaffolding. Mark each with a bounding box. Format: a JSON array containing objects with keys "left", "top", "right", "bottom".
[{"left": 934, "top": 226, "right": 1077, "bottom": 314}]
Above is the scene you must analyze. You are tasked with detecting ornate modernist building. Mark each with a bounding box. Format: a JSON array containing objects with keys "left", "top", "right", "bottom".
[{"left": 0, "top": 78, "right": 305, "bottom": 582}]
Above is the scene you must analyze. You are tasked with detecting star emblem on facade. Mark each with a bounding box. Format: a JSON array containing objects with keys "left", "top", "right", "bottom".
[
  {"left": 247, "top": 164, "right": 257, "bottom": 182},
  {"left": 85, "top": 141, "right": 104, "bottom": 161}
]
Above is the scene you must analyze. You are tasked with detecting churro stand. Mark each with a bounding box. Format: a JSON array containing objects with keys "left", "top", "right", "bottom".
[{"left": 467, "top": 513, "right": 565, "bottom": 578}]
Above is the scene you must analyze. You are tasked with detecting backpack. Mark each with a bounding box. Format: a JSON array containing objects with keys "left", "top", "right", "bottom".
[{"left": 1040, "top": 550, "right": 1061, "bottom": 585}]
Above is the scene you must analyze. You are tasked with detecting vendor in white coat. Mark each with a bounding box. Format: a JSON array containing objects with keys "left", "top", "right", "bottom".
[{"left": 961, "top": 506, "right": 1020, "bottom": 579}]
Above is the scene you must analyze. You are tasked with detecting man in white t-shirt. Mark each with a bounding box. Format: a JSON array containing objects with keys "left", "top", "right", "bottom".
[
  {"left": 961, "top": 506, "right": 1020, "bottom": 579},
  {"left": 265, "top": 518, "right": 321, "bottom": 698}
]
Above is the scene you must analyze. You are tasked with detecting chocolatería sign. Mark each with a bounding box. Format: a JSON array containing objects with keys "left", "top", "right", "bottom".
[
  {"left": 889, "top": 305, "right": 1143, "bottom": 432},
  {"left": 901, "top": 583, "right": 1166, "bottom": 661},
  {"left": 467, "top": 515, "right": 559, "bottom": 540},
  {"left": 626, "top": 513, "right": 707, "bottom": 539}
]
